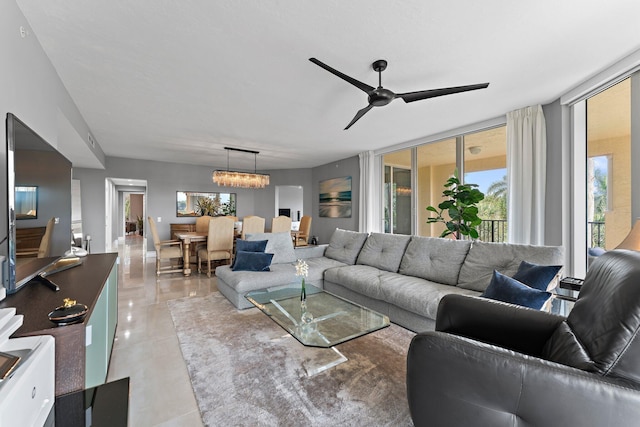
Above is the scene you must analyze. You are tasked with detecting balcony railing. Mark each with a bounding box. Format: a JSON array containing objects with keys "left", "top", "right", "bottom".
[
  {"left": 589, "top": 221, "right": 605, "bottom": 248},
  {"left": 477, "top": 219, "right": 507, "bottom": 243}
]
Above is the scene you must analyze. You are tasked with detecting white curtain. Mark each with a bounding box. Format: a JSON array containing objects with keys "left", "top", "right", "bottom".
[
  {"left": 507, "top": 105, "right": 547, "bottom": 244},
  {"left": 358, "top": 151, "right": 379, "bottom": 233}
]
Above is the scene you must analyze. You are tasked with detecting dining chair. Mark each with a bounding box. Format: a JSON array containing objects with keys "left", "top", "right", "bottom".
[
  {"left": 194, "top": 215, "right": 213, "bottom": 253},
  {"left": 294, "top": 215, "right": 312, "bottom": 246},
  {"left": 148, "top": 216, "right": 184, "bottom": 275},
  {"left": 16, "top": 217, "right": 55, "bottom": 258},
  {"left": 198, "top": 216, "right": 235, "bottom": 277},
  {"left": 271, "top": 215, "right": 292, "bottom": 233},
  {"left": 241, "top": 216, "right": 265, "bottom": 239},
  {"left": 195, "top": 215, "right": 213, "bottom": 233}
]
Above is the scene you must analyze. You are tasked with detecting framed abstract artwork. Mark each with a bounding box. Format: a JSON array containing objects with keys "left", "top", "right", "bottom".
[{"left": 319, "top": 176, "right": 352, "bottom": 218}]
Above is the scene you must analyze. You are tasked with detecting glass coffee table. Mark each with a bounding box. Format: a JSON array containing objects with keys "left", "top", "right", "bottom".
[{"left": 245, "top": 282, "right": 389, "bottom": 375}]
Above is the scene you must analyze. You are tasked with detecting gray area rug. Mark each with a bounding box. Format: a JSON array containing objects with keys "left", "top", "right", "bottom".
[{"left": 167, "top": 292, "right": 415, "bottom": 426}]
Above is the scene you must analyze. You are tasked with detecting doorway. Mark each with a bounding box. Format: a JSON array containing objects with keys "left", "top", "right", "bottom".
[{"left": 275, "top": 185, "right": 303, "bottom": 223}]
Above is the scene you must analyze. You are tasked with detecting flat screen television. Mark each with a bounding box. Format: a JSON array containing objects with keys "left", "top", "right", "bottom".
[{"left": 3, "top": 113, "right": 72, "bottom": 294}]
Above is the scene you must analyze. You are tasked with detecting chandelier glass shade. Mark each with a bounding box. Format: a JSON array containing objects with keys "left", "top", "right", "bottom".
[{"left": 212, "top": 147, "right": 270, "bottom": 189}]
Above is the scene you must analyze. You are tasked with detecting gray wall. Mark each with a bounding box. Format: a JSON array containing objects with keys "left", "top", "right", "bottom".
[
  {"left": 542, "top": 99, "right": 564, "bottom": 246},
  {"left": 311, "top": 155, "right": 360, "bottom": 245},
  {"left": 73, "top": 157, "right": 316, "bottom": 252}
]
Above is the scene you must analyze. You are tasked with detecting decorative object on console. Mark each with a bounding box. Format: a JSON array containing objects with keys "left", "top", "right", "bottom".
[
  {"left": 212, "top": 147, "right": 270, "bottom": 189},
  {"left": 48, "top": 298, "right": 88, "bottom": 326}
]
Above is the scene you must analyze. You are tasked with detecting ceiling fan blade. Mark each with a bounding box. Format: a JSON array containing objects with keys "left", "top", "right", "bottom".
[
  {"left": 344, "top": 105, "right": 373, "bottom": 130},
  {"left": 397, "top": 83, "right": 489, "bottom": 103},
  {"left": 309, "top": 58, "right": 375, "bottom": 94}
]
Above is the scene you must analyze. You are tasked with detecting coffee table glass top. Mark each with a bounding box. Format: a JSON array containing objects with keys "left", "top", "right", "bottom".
[{"left": 245, "top": 282, "right": 390, "bottom": 348}]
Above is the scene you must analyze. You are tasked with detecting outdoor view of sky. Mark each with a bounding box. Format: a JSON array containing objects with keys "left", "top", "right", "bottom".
[{"left": 465, "top": 168, "right": 506, "bottom": 194}]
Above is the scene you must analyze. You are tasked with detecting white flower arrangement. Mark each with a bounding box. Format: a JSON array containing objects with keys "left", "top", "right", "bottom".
[
  {"left": 295, "top": 259, "right": 309, "bottom": 278},
  {"left": 296, "top": 259, "right": 309, "bottom": 302}
]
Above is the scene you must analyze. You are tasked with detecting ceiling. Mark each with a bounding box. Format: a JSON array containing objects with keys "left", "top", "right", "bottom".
[{"left": 15, "top": 1, "right": 640, "bottom": 171}]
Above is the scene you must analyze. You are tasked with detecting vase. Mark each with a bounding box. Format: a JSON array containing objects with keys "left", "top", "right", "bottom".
[{"left": 300, "top": 278, "right": 314, "bottom": 324}]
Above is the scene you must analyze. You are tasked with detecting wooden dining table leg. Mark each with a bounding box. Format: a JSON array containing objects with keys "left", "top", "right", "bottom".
[{"left": 182, "top": 238, "right": 192, "bottom": 276}]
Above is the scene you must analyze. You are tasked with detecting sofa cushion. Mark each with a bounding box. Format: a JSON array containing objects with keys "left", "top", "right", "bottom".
[
  {"left": 245, "top": 232, "right": 296, "bottom": 264},
  {"left": 512, "top": 260, "right": 562, "bottom": 291},
  {"left": 324, "top": 264, "right": 386, "bottom": 300},
  {"left": 378, "top": 272, "right": 480, "bottom": 320},
  {"left": 457, "top": 241, "right": 564, "bottom": 292},
  {"left": 399, "top": 236, "right": 471, "bottom": 285},
  {"left": 324, "top": 228, "right": 369, "bottom": 265},
  {"left": 356, "top": 233, "right": 411, "bottom": 273},
  {"left": 232, "top": 251, "right": 274, "bottom": 272},
  {"left": 482, "top": 270, "right": 552, "bottom": 309}
]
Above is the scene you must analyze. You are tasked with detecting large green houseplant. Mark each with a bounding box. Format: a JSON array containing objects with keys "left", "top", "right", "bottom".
[{"left": 426, "top": 170, "right": 485, "bottom": 239}]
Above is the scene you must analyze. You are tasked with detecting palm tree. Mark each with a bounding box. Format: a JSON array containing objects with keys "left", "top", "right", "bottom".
[{"left": 486, "top": 175, "right": 507, "bottom": 198}]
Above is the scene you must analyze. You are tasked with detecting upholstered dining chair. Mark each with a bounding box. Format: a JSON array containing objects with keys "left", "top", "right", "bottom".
[
  {"left": 194, "top": 215, "right": 213, "bottom": 253},
  {"left": 271, "top": 215, "right": 292, "bottom": 233},
  {"left": 148, "top": 216, "right": 184, "bottom": 276},
  {"left": 16, "top": 216, "right": 55, "bottom": 258},
  {"left": 197, "top": 216, "right": 235, "bottom": 277},
  {"left": 294, "top": 215, "right": 312, "bottom": 246},
  {"left": 195, "top": 215, "right": 213, "bottom": 233},
  {"left": 241, "top": 215, "right": 265, "bottom": 239}
]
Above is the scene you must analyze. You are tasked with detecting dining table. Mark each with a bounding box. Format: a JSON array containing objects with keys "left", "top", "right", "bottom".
[{"left": 174, "top": 231, "right": 207, "bottom": 276}]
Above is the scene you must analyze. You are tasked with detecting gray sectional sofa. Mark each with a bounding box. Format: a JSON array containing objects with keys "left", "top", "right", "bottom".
[{"left": 215, "top": 229, "right": 564, "bottom": 332}]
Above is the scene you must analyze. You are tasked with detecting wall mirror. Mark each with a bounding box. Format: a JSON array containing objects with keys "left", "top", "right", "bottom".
[
  {"left": 15, "top": 186, "right": 38, "bottom": 219},
  {"left": 176, "top": 191, "right": 237, "bottom": 217}
]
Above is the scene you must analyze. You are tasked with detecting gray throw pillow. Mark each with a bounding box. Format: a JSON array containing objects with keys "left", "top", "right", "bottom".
[
  {"left": 245, "top": 232, "right": 296, "bottom": 264},
  {"left": 324, "top": 228, "right": 369, "bottom": 265}
]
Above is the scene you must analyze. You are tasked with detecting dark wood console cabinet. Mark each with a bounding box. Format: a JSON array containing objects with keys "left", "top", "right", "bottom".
[{"left": 0, "top": 253, "right": 118, "bottom": 396}]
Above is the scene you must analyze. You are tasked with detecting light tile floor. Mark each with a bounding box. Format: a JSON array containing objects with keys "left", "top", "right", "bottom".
[{"left": 107, "top": 235, "right": 215, "bottom": 426}]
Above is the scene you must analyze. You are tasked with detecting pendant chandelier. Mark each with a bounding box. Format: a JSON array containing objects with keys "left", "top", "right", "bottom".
[{"left": 212, "top": 147, "right": 270, "bottom": 189}]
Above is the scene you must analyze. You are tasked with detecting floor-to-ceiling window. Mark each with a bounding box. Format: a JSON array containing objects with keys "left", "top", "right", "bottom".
[
  {"left": 383, "top": 150, "right": 412, "bottom": 234},
  {"left": 586, "top": 78, "right": 631, "bottom": 252},
  {"left": 381, "top": 125, "right": 507, "bottom": 239},
  {"left": 568, "top": 71, "right": 638, "bottom": 276},
  {"left": 464, "top": 127, "right": 507, "bottom": 242}
]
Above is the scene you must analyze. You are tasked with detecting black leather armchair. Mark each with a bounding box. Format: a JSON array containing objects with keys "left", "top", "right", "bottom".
[{"left": 407, "top": 250, "right": 640, "bottom": 427}]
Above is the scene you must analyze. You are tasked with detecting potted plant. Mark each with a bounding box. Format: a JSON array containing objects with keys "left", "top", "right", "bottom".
[
  {"left": 136, "top": 215, "right": 144, "bottom": 235},
  {"left": 426, "top": 170, "right": 485, "bottom": 240}
]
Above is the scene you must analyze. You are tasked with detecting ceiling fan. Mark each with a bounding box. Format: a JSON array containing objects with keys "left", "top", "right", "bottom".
[{"left": 309, "top": 57, "right": 489, "bottom": 130}]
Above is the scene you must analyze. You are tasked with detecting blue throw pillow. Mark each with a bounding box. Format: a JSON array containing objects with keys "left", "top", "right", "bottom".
[
  {"left": 512, "top": 261, "right": 562, "bottom": 291},
  {"left": 482, "top": 270, "right": 551, "bottom": 310},
  {"left": 232, "top": 251, "right": 274, "bottom": 272},
  {"left": 232, "top": 239, "right": 268, "bottom": 268},
  {"left": 235, "top": 239, "right": 268, "bottom": 253}
]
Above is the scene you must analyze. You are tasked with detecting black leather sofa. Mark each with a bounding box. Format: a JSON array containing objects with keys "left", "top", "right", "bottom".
[{"left": 407, "top": 249, "right": 640, "bottom": 427}]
